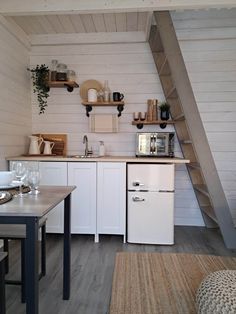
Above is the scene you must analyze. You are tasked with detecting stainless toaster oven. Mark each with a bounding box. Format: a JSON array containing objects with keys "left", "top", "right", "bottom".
[{"left": 136, "top": 132, "right": 175, "bottom": 157}]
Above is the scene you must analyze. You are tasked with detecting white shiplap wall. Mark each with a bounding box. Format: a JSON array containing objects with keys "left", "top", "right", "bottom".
[
  {"left": 172, "top": 8, "right": 236, "bottom": 225},
  {"left": 30, "top": 8, "right": 236, "bottom": 226},
  {"left": 30, "top": 40, "right": 204, "bottom": 227},
  {"left": 0, "top": 18, "right": 31, "bottom": 170}
]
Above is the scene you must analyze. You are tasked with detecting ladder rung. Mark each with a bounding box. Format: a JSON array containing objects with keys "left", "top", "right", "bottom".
[
  {"left": 200, "top": 205, "right": 218, "bottom": 223},
  {"left": 173, "top": 113, "right": 185, "bottom": 121},
  {"left": 180, "top": 140, "right": 192, "bottom": 144},
  {"left": 187, "top": 162, "right": 200, "bottom": 170},
  {"left": 166, "top": 86, "right": 177, "bottom": 99},
  {"left": 159, "top": 57, "right": 171, "bottom": 76},
  {"left": 194, "top": 184, "right": 210, "bottom": 197}
]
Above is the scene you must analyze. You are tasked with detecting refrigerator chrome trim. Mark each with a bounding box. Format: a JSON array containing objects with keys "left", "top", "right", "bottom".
[{"left": 158, "top": 190, "right": 175, "bottom": 193}]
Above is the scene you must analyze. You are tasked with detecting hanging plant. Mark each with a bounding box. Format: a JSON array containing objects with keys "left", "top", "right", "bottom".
[{"left": 28, "top": 64, "right": 50, "bottom": 114}]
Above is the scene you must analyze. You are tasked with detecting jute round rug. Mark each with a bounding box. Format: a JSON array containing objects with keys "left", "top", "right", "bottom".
[{"left": 109, "top": 252, "right": 236, "bottom": 314}]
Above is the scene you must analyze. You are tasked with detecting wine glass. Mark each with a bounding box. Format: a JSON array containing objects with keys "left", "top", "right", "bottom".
[
  {"left": 27, "top": 170, "right": 41, "bottom": 195},
  {"left": 11, "top": 161, "right": 27, "bottom": 197}
]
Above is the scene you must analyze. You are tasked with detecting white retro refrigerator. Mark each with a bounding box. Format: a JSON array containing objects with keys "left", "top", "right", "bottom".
[{"left": 127, "top": 164, "right": 175, "bottom": 245}]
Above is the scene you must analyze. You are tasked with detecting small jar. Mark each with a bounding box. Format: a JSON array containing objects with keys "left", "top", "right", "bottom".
[
  {"left": 97, "top": 89, "right": 104, "bottom": 102},
  {"left": 50, "top": 59, "right": 58, "bottom": 81},
  {"left": 88, "top": 88, "right": 98, "bottom": 102},
  {"left": 56, "top": 63, "right": 67, "bottom": 81},
  {"left": 67, "top": 70, "right": 76, "bottom": 82}
]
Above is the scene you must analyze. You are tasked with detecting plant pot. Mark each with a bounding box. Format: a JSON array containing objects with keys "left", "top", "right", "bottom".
[{"left": 160, "top": 109, "right": 170, "bottom": 121}]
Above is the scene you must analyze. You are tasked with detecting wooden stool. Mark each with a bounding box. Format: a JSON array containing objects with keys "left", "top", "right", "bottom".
[
  {"left": 0, "top": 252, "right": 7, "bottom": 314},
  {"left": 0, "top": 218, "right": 46, "bottom": 303}
]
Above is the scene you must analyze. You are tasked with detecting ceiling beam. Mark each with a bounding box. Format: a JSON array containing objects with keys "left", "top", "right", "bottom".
[
  {"left": 0, "top": 15, "right": 30, "bottom": 49},
  {"left": 1, "top": 0, "right": 236, "bottom": 16}
]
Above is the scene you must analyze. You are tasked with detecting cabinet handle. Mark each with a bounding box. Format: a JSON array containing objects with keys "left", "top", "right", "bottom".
[
  {"left": 132, "top": 196, "right": 145, "bottom": 202},
  {"left": 132, "top": 182, "right": 144, "bottom": 187}
]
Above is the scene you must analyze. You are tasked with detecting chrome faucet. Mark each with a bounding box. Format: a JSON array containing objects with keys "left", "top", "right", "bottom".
[{"left": 83, "top": 135, "right": 89, "bottom": 156}]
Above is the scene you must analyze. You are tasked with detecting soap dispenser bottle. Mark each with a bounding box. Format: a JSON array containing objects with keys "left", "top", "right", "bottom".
[{"left": 99, "top": 141, "right": 105, "bottom": 157}]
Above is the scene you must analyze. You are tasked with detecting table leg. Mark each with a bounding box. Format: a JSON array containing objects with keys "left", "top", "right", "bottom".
[
  {"left": 0, "top": 254, "right": 6, "bottom": 314},
  {"left": 25, "top": 217, "right": 39, "bottom": 314},
  {"left": 63, "top": 193, "right": 71, "bottom": 300}
]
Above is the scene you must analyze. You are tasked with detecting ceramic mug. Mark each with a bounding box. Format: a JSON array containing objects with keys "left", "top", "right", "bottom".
[
  {"left": 113, "top": 92, "right": 124, "bottom": 101},
  {"left": 88, "top": 88, "right": 98, "bottom": 102}
]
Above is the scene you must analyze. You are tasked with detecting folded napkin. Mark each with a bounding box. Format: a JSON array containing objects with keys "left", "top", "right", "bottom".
[{"left": 89, "top": 114, "right": 118, "bottom": 133}]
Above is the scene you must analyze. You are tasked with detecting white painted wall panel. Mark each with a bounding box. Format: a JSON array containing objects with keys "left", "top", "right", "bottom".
[
  {"left": 30, "top": 8, "right": 236, "bottom": 226},
  {"left": 0, "top": 20, "right": 31, "bottom": 170},
  {"left": 172, "top": 9, "right": 236, "bottom": 225},
  {"left": 30, "top": 39, "right": 203, "bottom": 227}
]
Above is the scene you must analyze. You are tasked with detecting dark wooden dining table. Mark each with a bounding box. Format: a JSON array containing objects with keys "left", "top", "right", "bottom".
[{"left": 0, "top": 185, "right": 76, "bottom": 314}]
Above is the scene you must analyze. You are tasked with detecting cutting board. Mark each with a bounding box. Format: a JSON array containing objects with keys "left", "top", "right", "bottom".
[{"left": 33, "top": 134, "right": 67, "bottom": 156}]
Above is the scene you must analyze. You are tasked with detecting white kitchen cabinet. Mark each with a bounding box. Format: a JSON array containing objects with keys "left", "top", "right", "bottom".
[
  {"left": 97, "top": 162, "right": 126, "bottom": 240},
  {"left": 40, "top": 162, "right": 67, "bottom": 233},
  {"left": 68, "top": 162, "right": 96, "bottom": 235}
]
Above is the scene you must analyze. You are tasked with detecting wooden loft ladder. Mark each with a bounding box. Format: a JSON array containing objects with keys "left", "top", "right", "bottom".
[{"left": 149, "top": 11, "right": 236, "bottom": 249}]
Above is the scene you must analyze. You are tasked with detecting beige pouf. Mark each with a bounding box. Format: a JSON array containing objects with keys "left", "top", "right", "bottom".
[{"left": 196, "top": 270, "right": 236, "bottom": 314}]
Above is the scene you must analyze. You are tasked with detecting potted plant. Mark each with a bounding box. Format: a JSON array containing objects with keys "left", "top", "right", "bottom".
[
  {"left": 159, "top": 102, "right": 170, "bottom": 121},
  {"left": 28, "top": 64, "right": 50, "bottom": 114}
]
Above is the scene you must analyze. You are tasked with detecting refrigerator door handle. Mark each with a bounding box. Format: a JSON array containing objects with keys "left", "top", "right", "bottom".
[
  {"left": 158, "top": 190, "right": 175, "bottom": 193},
  {"left": 132, "top": 196, "right": 145, "bottom": 202},
  {"left": 132, "top": 181, "right": 144, "bottom": 187}
]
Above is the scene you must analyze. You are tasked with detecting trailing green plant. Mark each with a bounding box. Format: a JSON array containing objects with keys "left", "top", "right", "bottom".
[
  {"left": 159, "top": 101, "right": 170, "bottom": 111},
  {"left": 28, "top": 64, "right": 50, "bottom": 114}
]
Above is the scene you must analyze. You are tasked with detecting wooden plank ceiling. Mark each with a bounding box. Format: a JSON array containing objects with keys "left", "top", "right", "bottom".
[{"left": 6, "top": 12, "right": 148, "bottom": 34}]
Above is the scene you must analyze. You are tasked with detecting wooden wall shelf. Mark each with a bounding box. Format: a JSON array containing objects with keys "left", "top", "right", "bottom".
[
  {"left": 82, "top": 101, "right": 125, "bottom": 117},
  {"left": 47, "top": 81, "right": 79, "bottom": 92},
  {"left": 132, "top": 120, "right": 174, "bottom": 129}
]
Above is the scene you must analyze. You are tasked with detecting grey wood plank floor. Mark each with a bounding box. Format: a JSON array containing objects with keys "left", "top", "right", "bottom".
[{"left": 4, "top": 226, "right": 236, "bottom": 314}]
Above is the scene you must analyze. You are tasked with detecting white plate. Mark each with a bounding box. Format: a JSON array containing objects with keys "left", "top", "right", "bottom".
[
  {"left": 0, "top": 182, "right": 21, "bottom": 190},
  {"left": 80, "top": 79, "right": 103, "bottom": 101}
]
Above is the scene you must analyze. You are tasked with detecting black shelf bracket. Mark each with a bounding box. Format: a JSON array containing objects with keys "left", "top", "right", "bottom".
[
  {"left": 47, "top": 83, "right": 79, "bottom": 93},
  {"left": 160, "top": 123, "right": 167, "bottom": 129},
  {"left": 64, "top": 84, "right": 74, "bottom": 92},
  {"left": 85, "top": 105, "right": 93, "bottom": 117},
  {"left": 136, "top": 123, "right": 144, "bottom": 129},
  {"left": 134, "top": 122, "right": 167, "bottom": 129},
  {"left": 117, "top": 104, "right": 124, "bottom": 117}
]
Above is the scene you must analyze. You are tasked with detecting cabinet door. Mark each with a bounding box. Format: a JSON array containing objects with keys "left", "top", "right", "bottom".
[
  {"left": 97, "top": 162, "right": 126, "bottom": 235},
  {"left": 40, "top": 162, "right": 67, "bottom": 233},
  {"left": 68, "top": 162, "right": 96, "bottom": 234}
]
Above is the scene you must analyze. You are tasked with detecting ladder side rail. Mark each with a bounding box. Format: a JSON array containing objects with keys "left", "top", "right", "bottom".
[{"left": 152, "top": 11, "right": 236, "bottom": 249}]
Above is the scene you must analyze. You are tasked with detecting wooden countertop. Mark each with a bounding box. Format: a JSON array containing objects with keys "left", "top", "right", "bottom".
[{"left": 6, "top": 156, "right": 189, "bottom": 164}]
